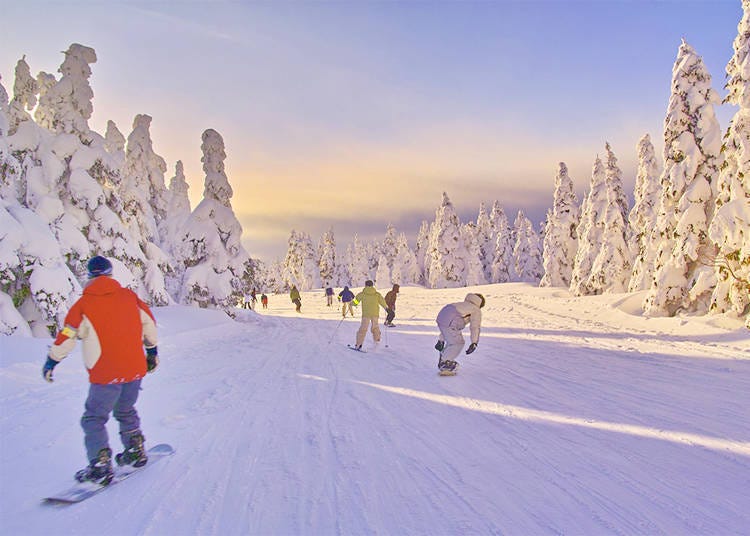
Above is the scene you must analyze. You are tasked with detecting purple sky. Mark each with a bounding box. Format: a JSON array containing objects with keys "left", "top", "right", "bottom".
[{"left": 1, "top": 1, "right": 742, "bottom": 262}]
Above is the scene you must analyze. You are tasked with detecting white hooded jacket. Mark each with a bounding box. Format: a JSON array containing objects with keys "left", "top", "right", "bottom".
[{"left": 437, "top": 293, "right": 483, "bottom": 344}]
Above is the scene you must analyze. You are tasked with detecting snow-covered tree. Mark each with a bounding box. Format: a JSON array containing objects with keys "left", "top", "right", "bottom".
[
  {"left": 391, "top": 232, "right": 420, "bottom": 285},
  {"left": 644, "top": 40, "right": 723, "bottom": 316},
  {"left": 282, "top": 230, "right": 320, "bottom": 291},
  {"left": 380, "top": 223, "right": 398, "bottom": 272},
  {"left": 318, "top": 227, "right": 337, "bottom": 286},
  {"left": 1, "top": 200, "right": 80, "bottom": 336},
  {"left": 709, "top": 2, "right": 750, "bottom": 321},
  {"left": 346, "top": 234, "right": 371, "bottom": 286},
  {"left": 414, "top": 220, "right": 430, "bottom": 284},
  {"left": 462, "top": 222, "right": 487, "bottom": 286},
  {"left": 427, "top": 192, "right": 468, "bottom": 288},
  {"left": 36, "top": 43, "right": 97, "bottom": 141},
  {"left": 121, "top": 114, "right": 168, "bottom": 248},
  {"left": 8, "top": 56, "right": 38, "bottom": 135},
  {"left": 540, "top": 162, "right": 579, "bottom": 287},
  {"left": 490, "top": 205, "right": 513, "bottom": 283},
  {"left": 375, "top": 253, "right": 390, "bottom": 287},
  {"left": 104, "top": 120, "right": 126, "bottom": 172},
  {"left": 570, "top": 156, "right": 607, "bottom": 295},
  {"left": 587, "top": 144, "right": 632, "bottom": 293},
  {"left": 512, "top": 211, "right": 543, "bottom": 283},
  {"left": 179, "top": 129, "right": 249, "bottom": 309},
  {"left": 475, "top": 203, "right": 495, "bottom": 281},
  {"left": 0, "top": 75, "right": 10, "bottom": 136},
  {"left": 628, "top": 134, "right": 662, "bottom": 292}
]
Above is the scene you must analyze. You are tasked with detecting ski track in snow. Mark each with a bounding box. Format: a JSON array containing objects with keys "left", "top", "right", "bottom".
[{"left": 1, "top": 284, "right": 749, "bottom": 535}]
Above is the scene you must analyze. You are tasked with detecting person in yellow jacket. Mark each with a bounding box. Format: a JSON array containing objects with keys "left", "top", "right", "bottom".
[{"left": 352, "top": 280, "right": 391, "bottom": 350}]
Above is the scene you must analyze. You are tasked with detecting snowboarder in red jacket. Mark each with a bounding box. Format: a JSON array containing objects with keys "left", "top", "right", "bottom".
[{"left": 42, "top": 256, "right": 159, "bottom": 484}]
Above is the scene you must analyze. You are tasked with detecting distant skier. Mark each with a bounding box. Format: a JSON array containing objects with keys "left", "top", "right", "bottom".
[
  {"left": 351, "top": 280, "right": 391, "bottom": 350},
  {"left": 384, "top": 284, "right": 399, "bottom": 327},
  {"left": 325, "top": 286, "right": 335, "bottom": 307},
  {"left": 339, "top": 286, "right": 355, "bottom": 318},
  {"left": 243, "top": 293, "right": 252, "bottom": 309},
  {"left": 290, "top": 285, "right": 302, "bottom": 313},
  {"left": 261, "top": 292, "right": 268, "bottom": 309},
  {"left": 434, "top": 293, "right": 485, "bottom": 374},
  {"left": 41, "top": 256, "right": 159, "bottom": 485},
  {"left": 250, "top": 288, "right": 258, "bottom": 310}
]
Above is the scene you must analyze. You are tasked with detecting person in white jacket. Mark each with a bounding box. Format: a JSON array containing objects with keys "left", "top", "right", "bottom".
[{"left": 434, "top": 293, "right": 485, "bottom": 373}]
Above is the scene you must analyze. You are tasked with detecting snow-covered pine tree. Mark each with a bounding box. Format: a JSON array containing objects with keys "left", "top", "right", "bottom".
[
  {"left": 391, "top": 232, "right": 420, "bottom": 285},
  {"left": 178, "top": 129, "right": 249, "bottom": 309},
  {"left": 121, "top": 114, "right": 167, "bottom": 248},
  {"left": 490, "top": 204, "right": 513, "bottom": 283},
  {"left": 104, "top": 120, "right": 126, "bottom": 172},
  {"left": 570, "top": 156, "right": 607, "bottom": 295},
  {"left": 347, "top": 233, "right": 371, "bottom": 286},
  {"left": 475, "top": 203, "right": 495, "bottom": 282},
  {"left": 375, "top": 253, "right": 390, "bottom": 287},
  {"left": 462, "top": 221, "right": 487, "bottom": 286},
  {"left": 512, "top": 211, "right": 543, "bottom": 283},
  {"left": 709, "top": 1, "right": 750, "bottom": 321},
  {"left": 381, "top": 223, "right": 398, "bottom": 273},
  {"left": 587, "top": 144, "right": 632, "bottom": 293},
  {"left": 427, "top": 192, "right": 468, "bottom": 288},
  {"left": 264, "top": 259, "right": 286, "bottom": 293},
  {"left": 414, "top": 220, "right": 430, "bottom": 285},
  {"left": 162, "top": 161, "right": 191, "bottom": 298},
  {"left": 628, "top": 134, "right": 662, "bottom": 292},
  {"left": 644, "top": 40, "right": 723, "bottom": 316},
  {"left": 318, "top": 227, "right": 337, "bottom": 287},
  {"left": 1, "top": 199, "right": 80, "bottom": 336},
  {"left": 7, "top": 56, "right": 38, "bottom": 135},
  {"left": 120, "top": 114, "right": 172, "bottom": 303},
  {"left": 36, "top": 44, "right": 97, "bottom": 142},
  {"left": 540, "top": 162, "right": 579, "bottom": 287},
  {"left": 0, "top": 75, "right": 10, "bottom": 136},
  {"left": 33, "top": 71, "right": 56, "bottom": 131}
]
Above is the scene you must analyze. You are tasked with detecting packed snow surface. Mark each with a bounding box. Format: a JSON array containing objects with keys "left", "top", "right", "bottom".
[{"left": 1, "top": 283, "right": 749, "bottom": 535}]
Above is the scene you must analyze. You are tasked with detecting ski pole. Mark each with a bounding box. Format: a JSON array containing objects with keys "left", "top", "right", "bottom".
[
  {"left": 384, "top": 320, "right": 389, "bottom": 348},
  {"left": 328, "top": 317, "right": 345, "bottom": 344}
]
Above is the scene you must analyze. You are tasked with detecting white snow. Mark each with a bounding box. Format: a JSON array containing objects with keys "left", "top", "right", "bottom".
[{"left": 1, "top": 283, "right": 748, "bottom": 535}]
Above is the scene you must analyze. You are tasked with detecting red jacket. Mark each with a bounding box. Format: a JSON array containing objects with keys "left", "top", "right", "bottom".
[{"left": 50, "top": 276, "right": 158, "bottom": 384}]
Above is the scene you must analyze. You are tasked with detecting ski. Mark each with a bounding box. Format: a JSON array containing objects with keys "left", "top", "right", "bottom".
[
  {"left": 43, "top": 443, "right": 175, "bottom": 505},
  {"left": 347, "top": 344, "right": 367, "bottom": 353}
]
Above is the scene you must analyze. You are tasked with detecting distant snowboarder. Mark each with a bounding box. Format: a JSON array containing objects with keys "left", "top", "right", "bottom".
[
  {"left": 434, "top": 293, "right": 485, "bottom": 375},
  {"left": 41, "top": 256, "right": 159, "bottom": 485},
  {"left": 384, "top": 284, "right": 399, "bottom": 326},
  {"left": 351, "top": 280, "right": 391, "bottom": 350},
  {"left": 290, "top": 285, "right": 302, "bottom": 313}
]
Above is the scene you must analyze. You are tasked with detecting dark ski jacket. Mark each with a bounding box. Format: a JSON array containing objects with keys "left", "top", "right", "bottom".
[{"left": 339, "top": 287, "right": 355, "bottom": 302}]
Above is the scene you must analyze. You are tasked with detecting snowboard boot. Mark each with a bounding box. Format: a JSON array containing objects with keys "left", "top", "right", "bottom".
[
  {"left": 116, "top": 432, "right": 148, "bottom": 468},
  {"left": 75, "top": 447, "right": 114, "bottom": 485}
]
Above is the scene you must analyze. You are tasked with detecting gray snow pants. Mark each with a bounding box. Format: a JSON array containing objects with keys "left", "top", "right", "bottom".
[
  {"left": 436, "top": 304, "right": 466, "bottom": 362},
  {"left": 81, "top": 380, "right": 142, "bottom": 462}
]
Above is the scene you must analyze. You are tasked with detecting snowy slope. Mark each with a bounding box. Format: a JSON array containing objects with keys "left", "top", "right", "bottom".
[{"left": 1, "top": 284, "right": 749, "bottom": 535}]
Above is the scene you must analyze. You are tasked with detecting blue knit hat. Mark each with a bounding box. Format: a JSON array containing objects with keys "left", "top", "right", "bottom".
[{"left": 87, "top": 256, "right": 113, "bottom": 278}]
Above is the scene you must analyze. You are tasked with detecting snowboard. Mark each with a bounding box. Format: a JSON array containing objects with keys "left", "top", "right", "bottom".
[
  {"left": 438, "top": 360, "right": 459, "bottom": 376},
  {"left": 43, "top": 443, "right": 175, "bottom": 506}
]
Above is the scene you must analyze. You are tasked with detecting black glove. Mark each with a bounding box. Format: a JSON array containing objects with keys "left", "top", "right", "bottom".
[
  {"left": 146, "top": 346, "right": 159, "bottom": 372},
  {"left": 466, "top": 342, "right": 477, "bottom": 355},
  {"left": 434, "top": 340, "right": 445, "bottom": 352},
  {"left": 42, "top": 356, "right": 58, "bottom": 382}
]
